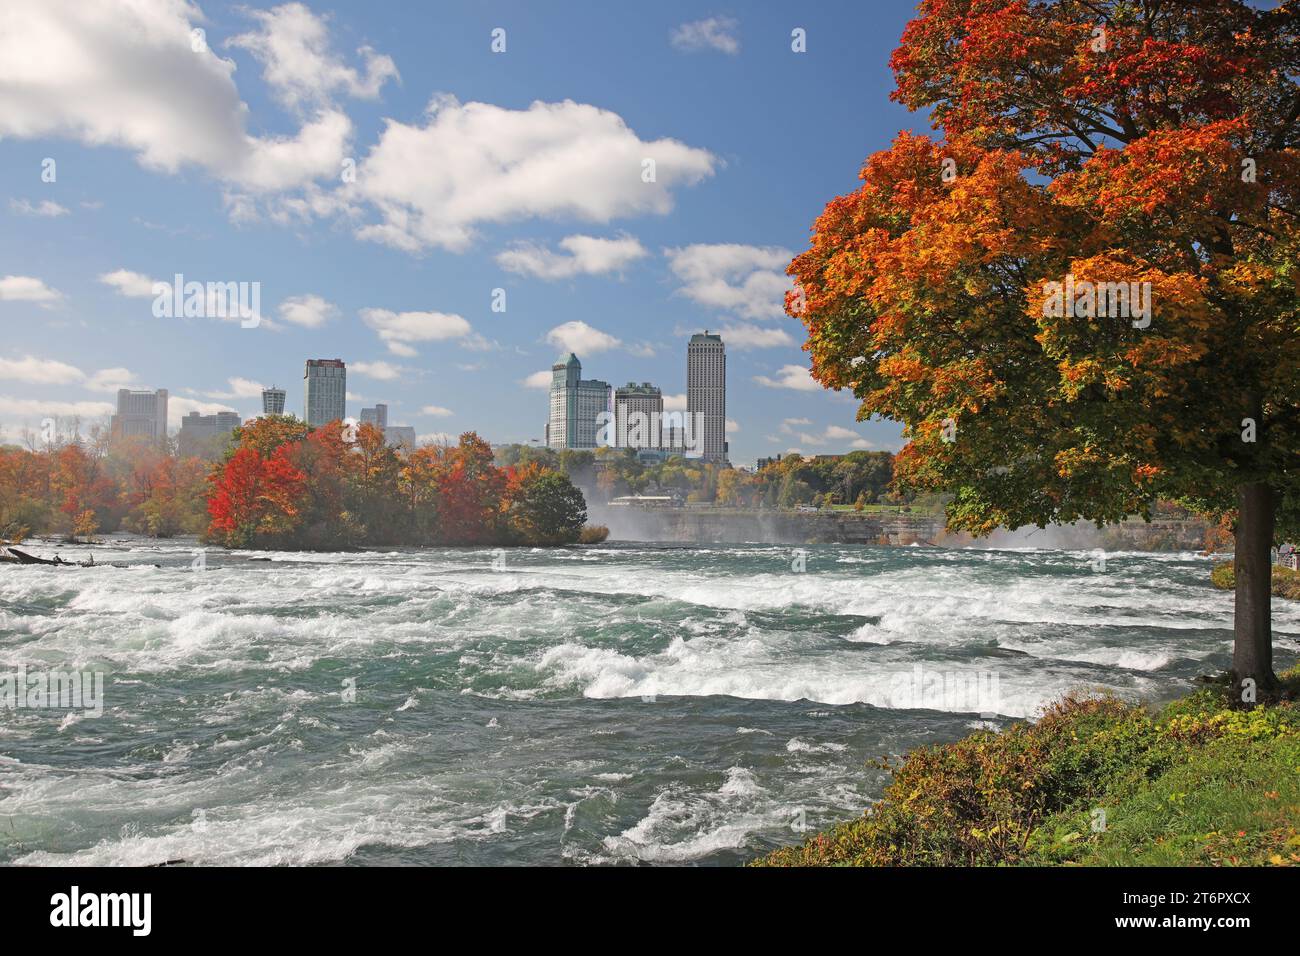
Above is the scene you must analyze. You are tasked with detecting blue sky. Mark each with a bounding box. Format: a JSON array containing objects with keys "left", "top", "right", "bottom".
[{"left": 0, "top": 0, "right": 925, "bottom": 466}]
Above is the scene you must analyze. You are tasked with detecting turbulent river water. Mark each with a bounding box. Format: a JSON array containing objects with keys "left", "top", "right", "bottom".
[{"left": 2, "top": 536, "right": 1296, "bottom": 866}]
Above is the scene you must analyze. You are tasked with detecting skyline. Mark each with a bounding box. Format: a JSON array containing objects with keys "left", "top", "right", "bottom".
[{"left": 0, "top": 0, "right": 916, "bottom": 467}]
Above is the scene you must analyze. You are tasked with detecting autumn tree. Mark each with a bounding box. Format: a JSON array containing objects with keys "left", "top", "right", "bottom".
[{"left": 790, "top": 0, "right": 1300, "bottom": 693}]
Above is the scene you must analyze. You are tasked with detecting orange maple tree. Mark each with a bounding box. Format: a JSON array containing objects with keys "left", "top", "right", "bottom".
[{"left": 790, "top": 0, "right": 1300, "bottom": 692}]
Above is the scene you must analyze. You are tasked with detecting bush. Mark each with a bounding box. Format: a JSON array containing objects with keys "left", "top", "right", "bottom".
[
  {"left": 578, "top": 524, "right": 609, "bottom": 544},
  {"left": 1210, "top": 560, "right": 1300, "bottom": 600}
]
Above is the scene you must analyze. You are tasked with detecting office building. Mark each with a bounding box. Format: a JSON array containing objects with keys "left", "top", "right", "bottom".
[
  {"left": 545, "top": 353, "right": 610, "bottom": 449},
  {"left": 110, "top": 388, "right": 168, "bottom": 441},
  {"left": 687, "top": 331, "right": 727, "bottom": 463},
  {"left": 613, "top": 382, "right": 663, "bottom": 449},
  {"left": 360, "top": 404, "right": 388, "bottom": 429},
  {"left": 178, "top": 410, "right": 241, "bottom": 458},
  {"left": 262, "top": 386, "right": 286, "bottom": 416},
  {"left": 304, "top": 359, "right": 346, "bottom": 427}
]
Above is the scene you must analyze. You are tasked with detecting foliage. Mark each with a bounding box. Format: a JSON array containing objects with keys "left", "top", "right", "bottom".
[
  {"left": 1211, "top": 560, "right": 1300, "bottom": 601},
  {"left": 755, "top": 679, "right": 1300, "bottom": 867}
]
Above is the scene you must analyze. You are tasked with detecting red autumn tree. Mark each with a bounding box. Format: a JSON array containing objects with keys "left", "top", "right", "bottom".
[
  {"left": 206, "top": 446, "right": 307, "bottom": 548},
  {"left": 790, "top": 0, "right": 1299, "bottom": 694}
]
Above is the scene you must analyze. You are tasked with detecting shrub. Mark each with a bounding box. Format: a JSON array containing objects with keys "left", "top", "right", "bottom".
[{"left": 578, "top": 525, "right": 609, "bottom": 544}]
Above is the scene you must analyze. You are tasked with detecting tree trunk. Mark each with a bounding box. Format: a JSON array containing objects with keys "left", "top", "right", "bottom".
[{"left": 1232, "top": 481, "right": 1278, "bottom": 698}]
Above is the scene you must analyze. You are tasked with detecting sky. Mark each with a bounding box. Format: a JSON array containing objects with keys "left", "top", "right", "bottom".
[{"left": 0, "top": 0, "right": 927, "bottom": 466}]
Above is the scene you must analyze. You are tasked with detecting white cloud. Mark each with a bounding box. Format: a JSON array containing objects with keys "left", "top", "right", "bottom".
[
  {"left": 420, "top": 405, "right": 453, "bottom": 417},
  {"left": 0, "top": 396, "right": 114, "bottom": 419},
  {"left": 351, "top": 359, "right": 404, "bottom": 380},
  {"left": 754, "top": 364, "right": 820, "bottom": 391},
  {"left": 99, "top": 269, "right": 158, "bottom": 297},
  {"left": 85, "top": 367, "right": 139, "bottom": 392},
  {"left": 725, "top": 419, "right": 740, "bottom": 434},
  {"left": 783, "top": 417, "right": 812, "bottom": 427},
  {"left": 204, "top": 376, "right": 265, "bottom": 399},
  {"left": 716, "top": 323, "right": 795, "bottom": 349},
  {"left": 663, "top": 392, "right": 687, "bottom": 411},
  {"left": 226, "top": 2, "right": 398, "bottom": 112},
  {"left": 521, "top": 370, "right": 553, "bottom": 390},
  {"left": 359, "top": 308, "right": 472, "bottom": 356},
  {"left": 0, "top": 0, "right": 356, "bottom": 194},
  {"left": 670, "top": 17, "right": 740, "bottom": 55},
  {"left": 496, "top": 234, "right": 648, "bottom": 280},
  {"left": 354, "top": 95, "right": 718, "bottom": 252},
  {"left": 0, "top": 275, "right": 62, "bottom": 303},
  {"left": 277, "top": 293, "right": 338, "bottom": 328},
  {"left": 0, "top": 355, "right": 83, "bottom": 385},
  {"left": 665, "top": 243, "right": 793, "bottom": 320},
  {"left": 10, "top": 198, "right": 68, "bottom": 217},
  {"left": 545, "top": 320, "right": 622, "bottom": 356}
]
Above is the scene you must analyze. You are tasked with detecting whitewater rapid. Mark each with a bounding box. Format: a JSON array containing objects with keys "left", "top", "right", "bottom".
[{"left": 1, "top": 536, "right": 1294, "bottom": 865}]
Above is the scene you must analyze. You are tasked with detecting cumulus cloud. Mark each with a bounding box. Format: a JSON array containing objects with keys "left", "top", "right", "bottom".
[
  {"left": 0, "top": 275, "right": 62, "bottom": 303},
  {"left": 359, "top": 308, "right": 472, "bottom": 356},
  {"left": 351, "top": 359, "right": 404, "bottom": 380},
  {"left": 203, "top": 376, "right": 265, "bottom": 400},
  {"left": 665, "top": 244, "right": 793, "bottom": 320},
  {"left": 353, "top": 95, "right": 718, "bottom": 252},
  {"left": 496, "top": 234, "right": 648, "bottom": 280},
  {"left": 10, "top": 199, "right": 68, "bottom": 217},
  {"left": 715, "top": 323, "right": 794, "bottom": 349},
  {"left": 0, "top": 355, "right": 83, "bottom": 385},
  {"left": 521, "top": 371, "right": 553, "bottom": 390},
  {"left": 277, "top": 293, "right": 338, "bottom": 328},
  {"left": 662, "top": 393, "right": 688, "bottom": 412},
  {"left": 545, "top": 321, "right": 623, "bottom": 356},
  {"left": 0, "top": 396, "right": 114, "bottom": 419},
  {"left": 0, "top": 0, "right": 358, "bottom": 193},
  {"left": 226, "top": 2, "right": 398, "bottom": 111},
  {"left": 420, "top": 405, "right": 453, "bottom": 417},
  {"left": 670, "top": 17, "right": 740, "bottom": 55},
  {"left": 99, "top": 269, "right": 158, "bottom": 297},
  {"left": 754, "top": 364, "right": 820, "bottom": 391}
]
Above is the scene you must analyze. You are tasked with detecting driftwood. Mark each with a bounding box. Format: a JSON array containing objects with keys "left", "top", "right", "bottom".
[{"left": 0, "top": 547, "right": 146, "bottom": 569}]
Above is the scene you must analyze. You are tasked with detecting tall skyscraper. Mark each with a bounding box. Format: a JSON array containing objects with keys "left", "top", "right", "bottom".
[
  {"left": 110, "top": 388, "right": 168, "bottom": 441},
  {"left": 262, "top": 386, "right": 286, "bottom": 416},
  {"left": 546, "top": 353, "right": 609, "bottom": 449},
  {"left": 688, "top": 332, "right": 727, "bottom": 463},
  {"left": 614, "top": 382, "right": 663, "bottom": 449},
  {"left": 304, "top": 359, "right": 346, "bottom": 426}
]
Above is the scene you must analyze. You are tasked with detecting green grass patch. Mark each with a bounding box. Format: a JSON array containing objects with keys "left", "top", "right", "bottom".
[
  {"left": 1211, "top": 561, "right": 1300, "bottom": 600},
  {"left": 753, "top": 672, "right": 1300, "bottom": 867}
]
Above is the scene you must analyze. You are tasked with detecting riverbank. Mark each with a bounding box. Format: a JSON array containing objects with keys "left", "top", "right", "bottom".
[{"left": 754, "top": 672, "right": 1300, "bottom": 867}]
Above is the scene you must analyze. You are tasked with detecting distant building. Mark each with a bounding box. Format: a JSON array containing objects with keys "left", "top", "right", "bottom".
[
  {"left": 613, "top": 382, "right": 663, "bottom": 449},
  {"left": 261, "top": 386, "right": 286, "bottom": 416},
  {"left": 757, "top": 454, "right": 785, "bottom": 471},
  {"left": 110, "top": 388, "right": 168, "bottom": 441},
  {"left": 546, "top": 353, "right": 609, "bottom": 449},
  {"left": 688, "top": 331, "right": 726, "bottom": 463},
  {"left": 304, "top": 359, "right": 346, "bottom": 426},
  {"left": 360, "top": 404, "right": 388, "bottom": 429},
  {"left": 384, "top": 425, "right": 416, "bottom": 450},
  {"left": 178, "top": 410, "right": 241, "bottom": 458}
]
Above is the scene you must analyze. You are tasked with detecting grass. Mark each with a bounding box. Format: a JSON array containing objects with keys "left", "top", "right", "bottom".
[
  {"left": 753, "top": 669, "right": 1300, "bottom": 867},
  {"left": 1210, "top": 561, "right": 1300, "bottom": 600}
]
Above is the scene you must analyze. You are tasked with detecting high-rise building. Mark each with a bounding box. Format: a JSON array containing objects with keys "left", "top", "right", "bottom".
[
  {"left": 383, "top": 425, "right": 416, "bottom": 450},
  {"left": 614, "top": 382, "right": 663, "bottom": 449},
  {"left": 360, "top": 404, "right": 388, "bottom": 429},
  {"left": 304, "top": 359, "right": 346, "bottom": 426},
  {"left": 545, "top": 353, "right": 609, "bottom": 449},
  {"left": 262, "top": 386, "right": 286, "bottom": 416},
  {"left": 178, "top": 410, "right": 241, "bottom": 458},
  {"left": 688, "top": 331, "right": 727, "bottom": 463},
  {"left": 110, "top": 388, "right": 168, "bottom": 441}
]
